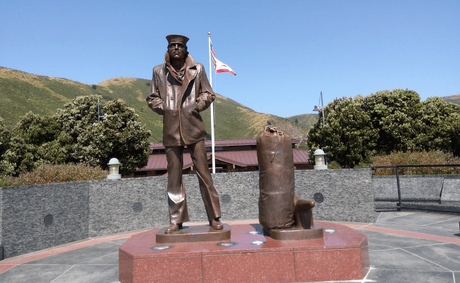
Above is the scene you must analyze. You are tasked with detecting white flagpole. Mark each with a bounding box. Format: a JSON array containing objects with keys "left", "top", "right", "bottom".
[{"left": 208, "top": 32, "right": 216, "bottom": 174}]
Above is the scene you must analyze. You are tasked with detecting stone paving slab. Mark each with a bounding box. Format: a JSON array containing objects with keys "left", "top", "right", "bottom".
[
  {"left": 23, "top": 241, "right": 121, "bottom": 265},
  {"left": 374, "top": 220, "right": 460, "bottom": 239},
  {"left": 50, "top": 264, "right": 119, "bottom": 283},
  {"left": 360, "top": 229, "right": 449, "bottom": 250},
  {"left": 366, "top": 269, "right": 456, "bottom": 283},
  {"left": 404, "top": 243, "right": 460, "bottom": 271},
  {"left": 372, "top": 211, "right": 460, "bottom": 239},
  {"left": 86, "top": 251, "right": 119, "bottom": 265},
  {"left": 0, "top": 264, "right": 74, "bottom": 283},
  {"left": 0, "top": 212, "right": 459, "bottom": 283},
  {"left": 369, "top": 248, "right": 449, "bottom": 272}
]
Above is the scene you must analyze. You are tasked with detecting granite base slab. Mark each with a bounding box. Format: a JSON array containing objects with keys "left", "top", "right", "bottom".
[{"left": 119, "top": 222, "right": 369, "bottom": 283}]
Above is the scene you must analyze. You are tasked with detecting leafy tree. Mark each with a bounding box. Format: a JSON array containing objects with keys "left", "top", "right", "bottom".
[
  {"left": 1, "top": 116, "right": 37, "bottom": 177},
  {"left": 0, "top": 117, "right": 13, "bottom": 177},
  {"left": 0, "top": 136, "right": 35, "bottom": 177},
  {"left": 1, "top": 95, "right": 151, "bottom": 178},
  {"left": 12, "top": 112, "right": 72, "bottom": 165},
  {"left": 0, "top": 117, "right": 10, "bottom": 159},
  {"left": 413, "top": 97, "right": 460, "bottom": 153},
  {"left": 307, "top": 96, "right": 377, "bottom": 168},
  {"left": 55, "top": 95, "right": 151, "bottom": 175},
  {"left": 308, "top": 89, "right": 460, "bottom": 168},
  {"left": 447, "top": 112, "right": 460, "bottom": 156},
  {"left": 13, "top": 112, "right": 61, "bottom": 146},
  {"left": 363, "top": 89, "right": 421, "bottom": 155}
]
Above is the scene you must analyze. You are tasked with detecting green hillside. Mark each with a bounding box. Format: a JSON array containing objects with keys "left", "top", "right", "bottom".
[
  {"left": 0, "top": 67, "right": 311, "bottom": 142},
  {"left": 442, "top": 94, "right": 460, "bottom": 105},
  {"left": 0, "top": 67, "right": 106, "bottom": 128},
  {"left": 286, "top": 113, "right": 318, "bottom": 132}
]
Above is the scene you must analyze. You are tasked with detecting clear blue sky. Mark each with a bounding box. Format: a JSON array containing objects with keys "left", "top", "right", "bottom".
[{"left": 1, "top": 0, "right": 459, "bottom": 117}]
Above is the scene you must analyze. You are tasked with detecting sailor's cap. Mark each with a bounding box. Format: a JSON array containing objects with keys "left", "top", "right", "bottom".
[{"left": 166, "top": 34, "right": 189, "bottom": 44}]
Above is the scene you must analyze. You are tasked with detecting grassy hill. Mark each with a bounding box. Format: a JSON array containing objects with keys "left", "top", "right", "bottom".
[
  {"left": 0, "top": 67, "right": 105, "bottom": 128},
  {"left": 286, "top": 113, "right": 318, "bottom": 131},
  {"left": 442, "top": 94, "right": 460, "bottom": 105},
  {"left": 0, "top": 67, "right": 312, "bottom": 143}
]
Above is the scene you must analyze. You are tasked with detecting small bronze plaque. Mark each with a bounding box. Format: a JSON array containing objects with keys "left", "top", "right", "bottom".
[
  {"left": 44, "top": 214, "right": 54, "bottom": 227},
  {"left": 133, "top": 202, "right": 143, "bottom": 213},
  {"left": 314, "top": 193, "right": 324, "bottom": 203}
]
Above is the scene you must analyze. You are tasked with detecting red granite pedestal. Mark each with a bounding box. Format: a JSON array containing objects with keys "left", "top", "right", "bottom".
[{"left": 119, "top": 221, "right": 369, "bottom": 283}]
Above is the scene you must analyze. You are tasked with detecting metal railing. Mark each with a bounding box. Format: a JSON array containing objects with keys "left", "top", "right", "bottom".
[{"left": 370, "top": 164, "right": 460, "bottom": 211}]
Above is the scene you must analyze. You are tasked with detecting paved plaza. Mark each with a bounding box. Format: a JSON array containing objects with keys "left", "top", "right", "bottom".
[{"left": 0, "top": 211, "right": 459, "bottom": 283}]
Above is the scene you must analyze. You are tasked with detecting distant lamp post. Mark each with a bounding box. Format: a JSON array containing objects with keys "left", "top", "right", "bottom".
[
  {"left": 312, "top": 91, "right": 325, "bottom": 127},
  {"left": 313, "top": 91, "right": 327, "bottom": 151},
  {"left": 98, "top": 99, "right": 107, "bottom": 123},
  {"left": 107, "top": 158, "right": 121, "bottom": 179},
  {"left": 313, "top": 149, "right": 327, "bottom": 170}
]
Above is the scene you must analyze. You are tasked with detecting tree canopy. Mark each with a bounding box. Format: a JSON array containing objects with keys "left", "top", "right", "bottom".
[
  {"left": 0, "top": 95, "right": 151, "bottom": 177},
  {"left": 307, "top": 89, "right": 460, "bottom": 168},
  {"left": 56, "top": 95, "right": 151, "bottom": 175}
]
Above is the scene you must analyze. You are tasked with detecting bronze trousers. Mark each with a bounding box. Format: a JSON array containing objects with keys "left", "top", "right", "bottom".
[{"left": 165, "top": 140, "right": 221, "bottom": 224}]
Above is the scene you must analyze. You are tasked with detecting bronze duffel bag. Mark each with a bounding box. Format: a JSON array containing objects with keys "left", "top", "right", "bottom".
[{"left": 256, "top": 126, "right": 295, "bottom": 230}]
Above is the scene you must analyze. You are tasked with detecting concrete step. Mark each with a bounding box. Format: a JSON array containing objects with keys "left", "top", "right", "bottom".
[
  {"left": 401, "top": 202, "right": 460, "bottom": 213},
  {"left": 375, "top": 196, "right": 441, "bottom": 202},
  {"left": 375, "top": 201, "right": 460, "bottom": 214}
]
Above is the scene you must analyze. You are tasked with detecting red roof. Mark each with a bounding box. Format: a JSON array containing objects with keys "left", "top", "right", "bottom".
[
  {"left": 293, "top": 149, "right": 310, "bottom": 164},
  {"left": 138, "top": 148, "right": 310, "bottom": 171},
  {"left": 214, "top": 150, "right": 259, "bottom": 167},
  {"left": 141, "top": 154, "right": 167, "bottom": 171},
  {"left": 211, "top": 139, "right": 257, "bottom": 147},
  {"left": 149, "top": 142, "right": 165, "bottom": 150},
  {"left": 149, "top": 138, "right": 300, "bottom": 150},
  {"left": 139, "top": 152, "right": 205, "bottom": 171}
]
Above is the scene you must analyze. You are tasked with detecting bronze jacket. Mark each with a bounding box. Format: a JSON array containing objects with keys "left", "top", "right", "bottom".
[{"left": 146, "top": 53, "right": 215, "bottom": 146}]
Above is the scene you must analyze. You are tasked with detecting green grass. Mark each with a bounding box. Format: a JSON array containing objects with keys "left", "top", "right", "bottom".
[
  {"left": 286, "top": 113, "right": 318, "bottom": 131},
  {"left": 0, "top": 67, "right": 313, "bottom": 142}
]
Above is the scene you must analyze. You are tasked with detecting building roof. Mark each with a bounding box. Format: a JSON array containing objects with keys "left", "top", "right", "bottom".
[
  {"left": 149, "top": 138, "right": 301, "bottom": 150},
  {"left": 138, "top": 148, "right": 310, "bottom": 172},
  {"left": 213, "top": 150, "right": 258, "bottom": 167}
]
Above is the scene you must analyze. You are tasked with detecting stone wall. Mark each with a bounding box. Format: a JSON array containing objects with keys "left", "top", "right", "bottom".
[
  {"left": 88, "top": 178, "right": 169, "bottom": 237},
  {"left": 372, "top": 175, "right": 460, "bottom": 204},
  {"left": 441, "top": 179, "right": 460, "bottom": 205},
  {"left": 295, "top": 169, "right": 375, "bottom": 223},
  {"left": 1, "top": 182, "right": 89, "bottom": 259},
  {"left": 1, "top": 168, "right": 375, "bottom": 259}
]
